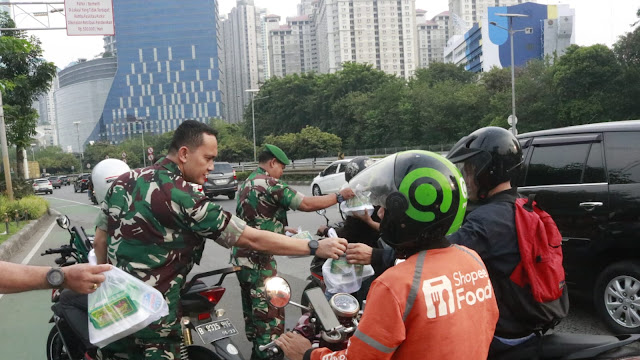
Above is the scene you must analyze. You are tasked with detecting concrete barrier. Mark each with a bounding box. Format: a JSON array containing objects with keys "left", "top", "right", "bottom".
[{"left": 0, "top": 212, "right": 56, "bottom": 261}]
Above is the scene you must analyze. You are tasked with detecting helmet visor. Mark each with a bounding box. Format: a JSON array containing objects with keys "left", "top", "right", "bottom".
[{"left": 347, "top": 154, "right": 397, "bottom": 207}]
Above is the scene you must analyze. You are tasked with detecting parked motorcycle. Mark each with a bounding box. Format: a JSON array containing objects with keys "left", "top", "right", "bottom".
[
  {"left": 43, "top": 215, "right": 246, "bottom": 360},
  {"left": 259, "top": 276, "right": 360, "bottom": 355}
]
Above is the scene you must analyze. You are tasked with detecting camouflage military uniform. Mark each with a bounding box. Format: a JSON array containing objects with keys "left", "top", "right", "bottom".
[
  {"left": 232, "top": 167, "right": 304, "bottom": 360},
  {"left": 102, "top": 157, "right": 246, "bottom": 359}
]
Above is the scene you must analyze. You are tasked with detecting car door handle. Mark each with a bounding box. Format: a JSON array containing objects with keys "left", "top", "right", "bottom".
[{"left": 579, "top": 202, "right": 603, "bottom": 211}]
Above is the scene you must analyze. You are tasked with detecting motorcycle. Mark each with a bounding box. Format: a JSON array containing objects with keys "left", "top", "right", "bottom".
[
  {"left": 43, "top": 215, "right": 246, "bottom": 360},
  {"left": 259, "top": 277, "right": 360, "bottom": 355},
  {"left": 89, "top": 189, "right": 98, "bottom": 205}
]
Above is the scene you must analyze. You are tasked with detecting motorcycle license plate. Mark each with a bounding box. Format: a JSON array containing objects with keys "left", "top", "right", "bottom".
[
  {"left": 195, "top": 318, "right": 238, "bottom": 343},
  {"left": 214, "top": 179, "right": 227, "bottom": 185}
]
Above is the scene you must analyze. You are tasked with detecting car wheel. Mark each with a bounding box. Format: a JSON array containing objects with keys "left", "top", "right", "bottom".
[
  {"left": 594, "top": 260, "right": 640, "bottom": 334},
  {"left": 227, "top": 192, "right": 236, "bottom": 200},
  {"left": 312, "top": 184, "right": 322, "bottom": 196}
]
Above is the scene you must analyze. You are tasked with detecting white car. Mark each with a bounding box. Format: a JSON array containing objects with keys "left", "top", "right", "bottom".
[
  {"left": 33, "top": 178, "right": 53, "bottom": 195},
  {"left": 311, "top": 159, "right": 352, "bottom": 196}
]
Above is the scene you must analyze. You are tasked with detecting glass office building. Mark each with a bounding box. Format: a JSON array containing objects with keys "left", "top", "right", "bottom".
[{"left": 101, "top": 0, "right": 224, "bottom": 143}]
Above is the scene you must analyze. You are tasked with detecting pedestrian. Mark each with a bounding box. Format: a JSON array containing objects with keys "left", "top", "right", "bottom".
[{"left": 233, "top": 144, "right": 355, "bottom": 359}]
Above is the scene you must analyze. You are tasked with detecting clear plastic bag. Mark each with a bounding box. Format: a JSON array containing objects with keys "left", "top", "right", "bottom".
[
  {"left": 340, "top": 184, "right": 374, "bottom": 216},
  {"left": 322, "top": 257, "right": 375, "bottom": 294},
  {"left": 87, "top": 262, "right": 169, "bottom": 347}
]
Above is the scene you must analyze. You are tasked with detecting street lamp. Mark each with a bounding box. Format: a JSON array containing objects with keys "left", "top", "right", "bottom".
[
  {"left": 490, "top": 13, "right": 531, "bottom": 136},
  {"left": 73, "top": 121, "right": 83, "bottom": 160},
  {"left": 127, "top": 116, "right": 147, "bottom": 167},
  {"left": 246, "top": 89, "right": 260, "bottom": 162}
]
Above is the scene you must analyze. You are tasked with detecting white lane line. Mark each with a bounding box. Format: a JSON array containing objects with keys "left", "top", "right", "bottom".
[
  {"left": 49, "top": 197, "right": 100, "bottom": 209},
  {"left": 0, "top": 220, "right": 58, "bottom": 301}
]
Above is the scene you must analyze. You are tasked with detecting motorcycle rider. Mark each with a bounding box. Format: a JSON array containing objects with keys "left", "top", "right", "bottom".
[
  {"left": 276, "top": 150, "right": 499, "bottom": 360},
  {"left": 101, "top": 121, "right": 348, "bottom": 359},
  {"left": 445, "top": 127, "right": 569, "bottom": 356},
  {"left": 233, "top": 144, "right": 356, "bottom": 360}
]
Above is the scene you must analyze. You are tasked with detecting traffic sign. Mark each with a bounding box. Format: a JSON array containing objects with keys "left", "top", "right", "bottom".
[
  {"left": 147, "top": 147, "right": 154, "bottom": 154},
  {"left": 121, "top": 152, "right": 127, "bottom": 158},
  {"left": 507, "top": 115, "right": 518, "bottom": 126},
  {"left": 86, "top": 163, "right": 91, "bottom": 169},
  {"left": 148, "top": 154, "right": 154, "bottom": 162}
]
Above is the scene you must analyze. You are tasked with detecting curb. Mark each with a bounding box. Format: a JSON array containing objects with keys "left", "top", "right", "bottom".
[{"left": 0, "top": 210, "right": 58, "bottom": 262}]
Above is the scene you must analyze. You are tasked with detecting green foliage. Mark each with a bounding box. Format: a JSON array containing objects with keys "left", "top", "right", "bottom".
[
  {"left": 263, "top": 126, "right": 341, "bottom": 160},
  {"left": 211, "top": 119, "right": 253, "bottom": 162},
  {"left": 0, "top": 194, "right": 48, "bottom": 220},
  {"left": 34, "top": 146, "right": 81, "bottom": 174},
  {"left": 0, "top": 178, "right": 37, "bottom": 199}
]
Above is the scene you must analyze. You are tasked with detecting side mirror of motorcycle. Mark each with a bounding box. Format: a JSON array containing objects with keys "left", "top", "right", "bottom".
[
  {"left": 264, "top": 276, "right": 291, "bottom": 308},
  {"left": 56, "top": 215, "right": 70, "bottom": 230},
  {"left": 316, "top": 209, "right": 326, "bottom": 216}
]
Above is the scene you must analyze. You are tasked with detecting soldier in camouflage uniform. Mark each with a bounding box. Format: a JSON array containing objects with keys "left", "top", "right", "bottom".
[
  {"left": 233, "top": 144, "right": 355, "bottom": 360},
  {"left": 100, "top": 121, "right": 349, "bottom": 359}
]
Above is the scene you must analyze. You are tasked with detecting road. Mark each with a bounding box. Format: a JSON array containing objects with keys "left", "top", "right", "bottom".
[{"left": 0, "top": 183, "right": 621, "bottom": 359}]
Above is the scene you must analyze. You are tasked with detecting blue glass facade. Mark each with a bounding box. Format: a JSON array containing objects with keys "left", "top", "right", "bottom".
[{"left": 99, "top": 0, "right": 223, "bottom": 143}]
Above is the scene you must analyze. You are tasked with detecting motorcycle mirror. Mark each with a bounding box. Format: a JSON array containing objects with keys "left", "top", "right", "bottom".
[
  {"left": 264, "top": 276, "right": 291, "bottom": 308},
  {"left": 316, "top": 209, "right": 327, "bottom": 216},
  {"left": 56, "top": 215, "right": 70, "bottom": 230}
]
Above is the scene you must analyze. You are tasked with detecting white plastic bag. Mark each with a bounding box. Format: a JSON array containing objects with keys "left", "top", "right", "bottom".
[
  {"left": 322, "top": 257, "right": 375, "bottom": 294},
  {"left": 87, "top": 250, "right": 169, "bottom": 348},
  {"left": 340, "top": 184, "right": 374, "bottom": 216}
]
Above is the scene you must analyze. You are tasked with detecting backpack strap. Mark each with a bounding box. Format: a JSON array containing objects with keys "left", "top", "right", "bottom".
[
  {"left": 523, "top": 194, "right": 536, "bottom": 213},
  {"left": 402, "top": 250, "right": 427, "bottom": 322}
]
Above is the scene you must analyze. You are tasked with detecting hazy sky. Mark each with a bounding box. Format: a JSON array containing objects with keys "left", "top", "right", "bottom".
[{"left": 14, "top": 0, "right": 640, "bottom": 69}]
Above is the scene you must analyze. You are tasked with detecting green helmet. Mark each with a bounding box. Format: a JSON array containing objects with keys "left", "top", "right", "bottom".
[{"left": 348, "top": 150, "right": 468, "bottom": 253}]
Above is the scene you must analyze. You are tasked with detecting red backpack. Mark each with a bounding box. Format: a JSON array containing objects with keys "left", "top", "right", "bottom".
[{"left": 510, "top": 195, "right": 566, "bottom": 303}]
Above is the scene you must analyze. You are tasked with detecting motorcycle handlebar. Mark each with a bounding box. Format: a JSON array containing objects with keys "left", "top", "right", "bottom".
[{"left": 41, "top": 246, "right": 76, "bottom": 256}]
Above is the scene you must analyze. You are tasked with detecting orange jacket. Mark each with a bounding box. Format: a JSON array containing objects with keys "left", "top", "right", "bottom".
[{"left": 308, "top": 245, "right": 499, "bottom": 360}]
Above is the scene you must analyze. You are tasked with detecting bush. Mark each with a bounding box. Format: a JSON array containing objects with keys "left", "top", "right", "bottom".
[
  {"left": 0, "top": 195, "right": 48, "bottom": 220},
  {"left": 0, "top": 178, "right": 37, "bottom": 199}
]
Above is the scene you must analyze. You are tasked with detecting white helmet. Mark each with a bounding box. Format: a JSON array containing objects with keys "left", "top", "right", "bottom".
[{"left": 91, "top": 159, "right": 131, "bottom": 203}]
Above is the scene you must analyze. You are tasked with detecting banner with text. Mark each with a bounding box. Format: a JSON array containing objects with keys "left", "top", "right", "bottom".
[{"left": 65, "top": 0, "right": 115, "bottom": 36}]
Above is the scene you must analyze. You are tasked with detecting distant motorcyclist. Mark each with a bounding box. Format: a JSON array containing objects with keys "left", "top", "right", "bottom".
[
  {"left": 277, "top": 150, "right": 499, "bottom": 360},
  {"left": 446, "top": 127, "right": 569, "bottom": 357}
]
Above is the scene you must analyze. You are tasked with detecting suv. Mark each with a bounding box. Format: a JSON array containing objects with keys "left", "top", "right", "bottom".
[
  {"left": 311, "top": 159, "right": 352, "bottom": 196},
  {"left": 49, "top": 176, "right": 62, "bottom": 189},
  {"left": 516, "top": 120, "right": 640, "bottom": 334},
  {"left": 74, "top": 174, "right": 90, "bottom": 193},
  {"left": 203, "top": 162, "right": 237, "bottom": 199},
  {"left": 33, "top": 178, "right": 53, "bottom": 194}
]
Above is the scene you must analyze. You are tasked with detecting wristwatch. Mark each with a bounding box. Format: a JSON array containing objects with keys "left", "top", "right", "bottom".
[
  {"left": 46, "top": 268, "right": 65, "bottom": 289},
  {"left": 308, "top": 239, "right": 319, "bottom": 256},
  {"left": 335, "top": 193, "right": 345, "bottom": 204}
]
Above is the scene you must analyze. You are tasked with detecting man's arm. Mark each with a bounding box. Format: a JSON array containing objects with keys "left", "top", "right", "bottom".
[
  {"left": 235, "top": 226, "right": 347, "bottom": 259},
  {"left": 297, "top": 188, "right": 355, "bottom": 212},
  {"left": 93, "top": 228, "right": 108, "bottom": 264},
  {"left": 0, "top": 261, "right": 111, "bottom": 294}
]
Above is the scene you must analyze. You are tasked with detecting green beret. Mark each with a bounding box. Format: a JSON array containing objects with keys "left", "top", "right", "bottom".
[{"left": 264, "top": 144, "right": 290, "bottom": 165}]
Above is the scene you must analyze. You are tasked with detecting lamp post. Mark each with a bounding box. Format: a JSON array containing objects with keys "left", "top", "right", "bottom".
[
  {"left": 73, "top": 121, "right": 83, "bottom": 160},
  {"left": 490, "top": 14, "right": 530, "bottom": 136},
  {"left": 246, "top": 89, "right": 259, "bottom": 162},
  {"left": 30, "top": 143, "right": 36, "bottom": 162}
]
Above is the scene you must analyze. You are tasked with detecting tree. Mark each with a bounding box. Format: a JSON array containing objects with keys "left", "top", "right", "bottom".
[
  {"left": 613, "top": 23, "right": 640, "bottom": 120},
  {"left": 210, "top": 119, "right": 253, "bottom": 162},
  {"left": 413, "top": 62, "right": 477, "bottom": 87},
  {"left": 294, "top": 126, "right": 342, "bottom": 160},
  {"left": 0, "top": 12, "right": 57, "bottom": 178},
  {"left": 34, "top": 146, "right": 81, "bottom": 174}
]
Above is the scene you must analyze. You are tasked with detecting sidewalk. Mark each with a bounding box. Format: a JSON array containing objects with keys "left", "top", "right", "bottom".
[{"left": 0, "top": 210, "right": 56, "bottom": 261}]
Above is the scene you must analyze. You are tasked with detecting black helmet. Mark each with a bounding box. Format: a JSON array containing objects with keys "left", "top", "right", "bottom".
[
  {"left": 447, "top": 127, "right": 522, "bottom": 200},
  {"left": 348, "top": 151, "right": 467, "bottom": 254},
  {"left": 344, "top": 156, "right": 375, "bottom": 182}
]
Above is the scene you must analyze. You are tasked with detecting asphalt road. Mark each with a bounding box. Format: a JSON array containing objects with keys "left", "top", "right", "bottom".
[{"left": 0, "top": 183, "right": 626, "bottom": 359}]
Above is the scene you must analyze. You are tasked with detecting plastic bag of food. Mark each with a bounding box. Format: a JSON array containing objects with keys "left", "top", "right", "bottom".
[
  {"left": 322, "top": 257, "right": 375, "bottom": 294},
  {"left": 340, "top": 184, "right": 374, "bottom": 216},
  {"left": 88, "top": 251, "right": 169, "bottom": 347}
]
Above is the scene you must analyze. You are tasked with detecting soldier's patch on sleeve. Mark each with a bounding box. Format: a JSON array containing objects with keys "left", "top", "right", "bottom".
[
  {"left": 287, "top": 191, "right": 305, "bottom": 211},
  {"left": 215, "top": 215, "right": 246, "bottom": 248}
]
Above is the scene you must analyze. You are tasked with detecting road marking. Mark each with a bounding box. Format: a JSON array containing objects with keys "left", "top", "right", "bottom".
[
  {"left": 0, "top": 220, "right": 57, "bottom": 301},
  {"left": 49, "top": 197, "right": 100, "bottom": 209}
]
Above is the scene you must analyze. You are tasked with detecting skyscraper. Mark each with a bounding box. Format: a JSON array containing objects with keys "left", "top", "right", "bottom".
[
  {"left": 448, "top": 0, "right": 535, "bottom": 37},
  {"left": 221, "top": 0, "right": 268, "bottom": 124},
  {"left": 100, "top": 0, "right": 224, "bottom": 143},
  {"left": 416, "top": 10, "right": 450, "bottom": 67},
  {"left": 269, "top": 15, "right": 317, "bottom": 77}
]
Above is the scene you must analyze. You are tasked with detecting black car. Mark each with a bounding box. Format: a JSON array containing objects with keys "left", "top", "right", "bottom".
[
  {"left": 204, "top": 162, "right": 237, "bottom": 199},
  {"left": 59, "top": 176, "right": 70, "bottom": 186},
  {"left": 74, "top": 174, "right": 90, "bottom": 193},
  {"left": 516, "top": 120, "right": 640, "bottom": 334},
  {"left": 49, "top": 176, "right": 63, "bottom": 189}
]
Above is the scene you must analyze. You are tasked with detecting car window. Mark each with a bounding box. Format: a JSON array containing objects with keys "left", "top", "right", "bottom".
[
  {"left": 583, "top": 142, "right": 606, "bottom": 184},
  {"left": 212, "top": 163, "right": 233, "bottom": 173},
  {"left": 605, "top": 132, "right": 640, "bottom": 184},
  {"left": 337, "top": 163, "right": 347, "bottom": 173},
  {"left": 525, "top": 143, "right": 590, "bottom": 186},
  {"left": 323, "top": 164, "right": 339, "bottom": 176},
  {"left": 37, "top": 179, "right": 49, "bottom": 184}
]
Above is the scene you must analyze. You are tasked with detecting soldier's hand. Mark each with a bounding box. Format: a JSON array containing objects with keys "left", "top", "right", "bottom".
[
  {"left": 285, "top": 226, "right": 299, "bottom": 235},
  {"left": 275, "top": 332, "right": 311, "bottom": 360},
  {"left": 339, "top": 187, "right": 356, "bottom": 200},
  {"left": 346, "top": 243, "right": 373, "bottom": 265},
  {"left": 316, "top": 225, "right": 329, "bottom": 236},
  {"left": 63, "top": 264, "right": 112, "bottom": 294},
  {"left": 316, "top": 237, "right": 347, "bottom": 259}
]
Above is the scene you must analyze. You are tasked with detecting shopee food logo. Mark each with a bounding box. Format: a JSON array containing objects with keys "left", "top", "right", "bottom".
[{"left": 422, "top": 269, "right": 493, "bottom": 319}]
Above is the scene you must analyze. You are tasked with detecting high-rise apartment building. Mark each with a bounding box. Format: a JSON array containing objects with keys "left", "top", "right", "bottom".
[
  {"left": 99, "top": 0, "right": 224, "bottom": 143},
  {"left": 298, "top": 0, "right": 318, "bottom": 16},
  {"left": 416, "top": 10, "right": 449, "bottom": 67},
  {"left": 315, "top": 0, "right": 418, "bottom": 79},
  {"left": 448, "top": 0, "right": 534, "bottom": 36},
  {"left": 269, "top": 15, "right": 317, "bottom": 77},
  {"left": 221, "top": 0, "right": 267, "bottom": 124}
]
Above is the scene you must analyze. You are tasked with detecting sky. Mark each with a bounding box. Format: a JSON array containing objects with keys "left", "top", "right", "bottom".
[{"left": 12, "top": 0, "right": 640, "bottom": 69}]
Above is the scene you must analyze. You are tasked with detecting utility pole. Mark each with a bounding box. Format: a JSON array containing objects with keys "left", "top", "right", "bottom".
[{"left": 0, "top": 92, "right": 14, "bottom": 200}]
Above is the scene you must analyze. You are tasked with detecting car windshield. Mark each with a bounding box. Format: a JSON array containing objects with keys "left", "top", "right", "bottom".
[
  {"left": 211, "top": 163, "right": 233, "bottom": 174},
  {"left": 49, "top": 177, "right": 59, "bottom": 180},
  {"left": 36, "top": 179, "right": 49, "bottom": 184}
]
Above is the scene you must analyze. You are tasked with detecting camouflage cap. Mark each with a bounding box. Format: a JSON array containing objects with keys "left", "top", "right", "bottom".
[{"left": 264, "top": 144, "right": 290, "bottom": 165}]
